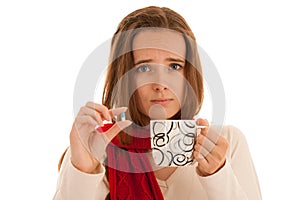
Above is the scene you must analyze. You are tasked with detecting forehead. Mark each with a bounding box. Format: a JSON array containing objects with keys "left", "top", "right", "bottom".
[{"left": 132, "top": 30, "right": 186, "bottom": 58}]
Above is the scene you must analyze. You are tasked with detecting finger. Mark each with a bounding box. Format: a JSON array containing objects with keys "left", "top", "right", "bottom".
[
  {"left": 198, "top": 145, "right": 210, "bottom": 158},
  {"left": 196, "top": 154, "right": 209, "bottom": 169},
  {"left": 88, "top": 131, "right": 110, "bottom": 162},
  {"left": 194, "top": 139, "right": 221, "bottom": 165},
  {"left": 206, "top": 128, "right": 221, "bottom": 144},
  {"left": 79, "top": 106, "right": 103, "bottom": 125},
  {"left": 196, "top": 134, "right": 216, "bottom": 153},
  {"left": 109, "top": 107, "right": 128, "bottom": 118},
  {"left": 105, "top": 120, "right": 132, "bottom": 141},
  {"left": 207, "top": 147, "right": 225, "bottom": 163},
  {"left": 85, "top": 102, "right": 111, "bottom": 121},
  {"left": 196, "top": 152, "right": 219, "bottom": 175},
  {"left": 196, "top": 118, "right": 209, "bottom": 136},
  {"left": 75, "top": 116, "right": 98, "bottom": 135},
  {"left": 197, "top": 125, "right": 220, "bottom": 144},
  {"left": 215, "top": 134, "right": 229, "bottom": 147},
  {"left": 196, "top": 135, "right": 227, "bottom": 163},
  {"left": 194, "top": 142, "right": 210, "bottom": 159},
  {"left": 193, "top": 147, "right": 204, "bottom": 160},
  {"left": 196, "top": 118, "right": 209, "bottom": 127},
  {"left": 194, "top": 144, "right": 219, "bottom": 167},
  {"left": 212, "top": 136, "right": 229, "bottom": 160},
  {"left": 74, "top": 116, "right": 98, "bottom": 143},
  {"left": 194, "top": 138, "right": 227, "bottom": 176},
  {"left": 203, "top": 136, "right": 228, "bottom": 165},
  {"left": 75, "top": 115, "right": 98, "bottom": 127},
  {"left": 193, "top": 147, "right": 208, "bottom": 165}
]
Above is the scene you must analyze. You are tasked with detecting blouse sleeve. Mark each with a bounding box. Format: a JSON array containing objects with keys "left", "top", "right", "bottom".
[
  {"left": 197, "top": 126, "right": 262, "bottom": 200},
  {"left": 53, "top": 149, "right": 109, "bottom": 200}
]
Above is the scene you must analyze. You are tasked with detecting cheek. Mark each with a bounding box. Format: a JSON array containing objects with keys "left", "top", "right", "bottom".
[
  {"left": 135, "top": 86, "right": 151, "bottom": 106},
  {"left": 135, "top": 87, "right": 152, "bottom": 116},
  {"left": 136, "top": 86, "right": 148, "bottom": 99}
]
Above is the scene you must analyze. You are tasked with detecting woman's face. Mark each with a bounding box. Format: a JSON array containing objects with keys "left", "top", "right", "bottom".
[{"left": 132, "top": 30, "right": 186, "bottom": 119}]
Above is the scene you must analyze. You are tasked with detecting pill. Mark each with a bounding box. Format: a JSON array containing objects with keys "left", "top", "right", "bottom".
[{"left": 121, "top": 112, "right": 126, "bottom": 121}]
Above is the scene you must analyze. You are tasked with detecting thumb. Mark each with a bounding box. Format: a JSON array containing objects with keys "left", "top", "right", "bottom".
[
  {"left": 105, "top": 120, "right": 132, "bottom": 141},
  {"left": 196, "top": 118, "right": 209, "bottom": 127},
  {"left": 196, "top": 118, "right": 209, "bottom": 136},
  {"left": 89, "top": 120, "right": 132, "bottom": 162}
]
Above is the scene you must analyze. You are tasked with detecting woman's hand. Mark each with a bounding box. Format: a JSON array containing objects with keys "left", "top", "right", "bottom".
[
  {"left": 69, "top": 102, "right": 132, "bottom": 174},
  {"left": 193, "top": 118, "right": 229, "bottom": 176}
]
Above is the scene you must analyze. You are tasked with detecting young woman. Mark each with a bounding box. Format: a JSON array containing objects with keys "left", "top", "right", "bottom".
[{"left": 54, "top": 6, "right": 262, "bottom": 200}]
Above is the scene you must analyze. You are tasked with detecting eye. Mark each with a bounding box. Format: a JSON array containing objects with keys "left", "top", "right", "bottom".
[
  {"left": 136, "top": 64, "right": 151, "bottom": 72},
  {"left": 169, "top": 63, "right": 183, "bottom": 71}
]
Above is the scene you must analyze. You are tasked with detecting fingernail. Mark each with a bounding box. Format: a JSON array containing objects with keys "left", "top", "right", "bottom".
[{"left": 121, "top": 107, "right": 128, "bottom": 110}]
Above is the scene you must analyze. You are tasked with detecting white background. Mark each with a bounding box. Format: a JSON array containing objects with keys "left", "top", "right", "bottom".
[{"left": 1, "top": 0, "right": 299, "bottom": 199}]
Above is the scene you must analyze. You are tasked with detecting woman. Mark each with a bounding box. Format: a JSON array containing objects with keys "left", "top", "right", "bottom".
[{"left": 54, "top": 6, "right": 262, "bottom": 200}]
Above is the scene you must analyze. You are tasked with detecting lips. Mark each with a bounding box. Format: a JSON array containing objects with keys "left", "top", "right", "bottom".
[{"left": 150, "top": 98, "right": 173, "bottom": 106}]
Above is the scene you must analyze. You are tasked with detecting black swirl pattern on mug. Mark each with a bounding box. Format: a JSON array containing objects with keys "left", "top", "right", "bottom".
[
  {"left": 152, "top": 121, "right": 173, "bottom": 147},
  {"left": 151, "top": 120, "right": 196, "bottom": 166},
  {"left": 172, "top": 153, "right": 193, "bottom": 166},
  {"left": 177, "top": 121, "right": 196, "bottom": 152},
  {"left": 183, "top": 120, "right": 196, "bottom": 129}
]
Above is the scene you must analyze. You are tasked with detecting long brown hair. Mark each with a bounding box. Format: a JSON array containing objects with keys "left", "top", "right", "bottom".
[
  {"left": 102, "top": 6, "right": 204, "bottom": 133},
  {"left": 58, "top": 5, "right": 204, "bottom": 179}
]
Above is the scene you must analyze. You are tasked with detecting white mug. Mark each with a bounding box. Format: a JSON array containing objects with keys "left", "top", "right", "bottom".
[{"left": 150, "top": 120, "right": 197, "bottom": 167}]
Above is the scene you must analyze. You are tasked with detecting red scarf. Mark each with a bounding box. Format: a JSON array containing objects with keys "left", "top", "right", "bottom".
[{"left": 104, "top": 125, "right": 164, "bottom": 200}]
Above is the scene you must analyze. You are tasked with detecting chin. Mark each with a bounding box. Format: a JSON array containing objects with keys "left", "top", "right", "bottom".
[{"left": 167, "top": 110, "right": 181, "bottom": 120}]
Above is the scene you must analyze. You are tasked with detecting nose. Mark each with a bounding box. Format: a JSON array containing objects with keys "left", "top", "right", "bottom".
[
  {"left": 151, "top": 66, "right": 169, "bottom": 92},
  {"left": 152, "top": 83, "right": 167, "bottom": 92}
]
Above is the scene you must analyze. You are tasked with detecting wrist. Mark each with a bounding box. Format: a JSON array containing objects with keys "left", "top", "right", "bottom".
[
  {"left": 196, "top": 160, "right": 226, "bottom": 177},
  {"left": 71, "top": 158, "right": 101, "bottom": 174}
]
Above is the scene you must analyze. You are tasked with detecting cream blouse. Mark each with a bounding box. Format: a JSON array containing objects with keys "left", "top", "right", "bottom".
[{"left": 53, "top": 125, "right": 262, "bottom": 200}]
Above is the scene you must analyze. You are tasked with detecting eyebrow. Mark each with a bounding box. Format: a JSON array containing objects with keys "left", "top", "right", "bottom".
[{"left": 134, "top": 58, "right": 186, "bottom": 66}]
